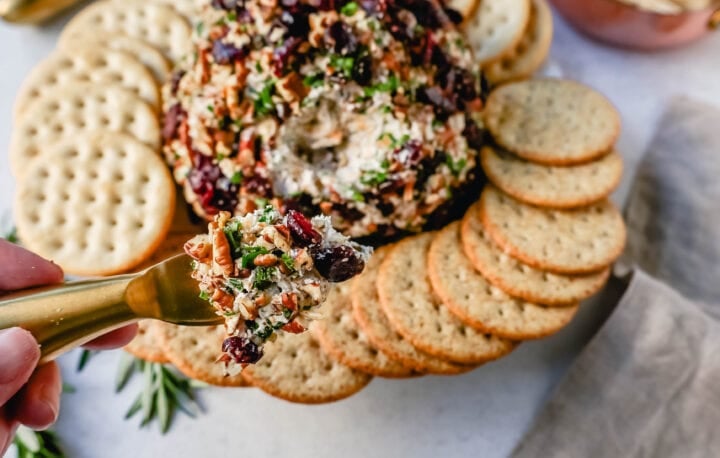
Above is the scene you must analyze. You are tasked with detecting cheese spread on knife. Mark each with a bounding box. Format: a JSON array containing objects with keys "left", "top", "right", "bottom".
[{"left": 184, "top": 206, "right": 371, "bottom": 372}]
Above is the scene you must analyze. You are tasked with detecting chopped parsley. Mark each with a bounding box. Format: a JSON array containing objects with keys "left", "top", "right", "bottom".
[
  {"left": 230, "top": 171, "right": 243, "bottom": 185},
  {"left": 281, "top": 253, "right": 295, "bottom": 271},
  {"left": 241, "top": 246, "right": 269, "bottom": 269},
  {"left": 283, "top": 308, "right": 293, "bottom": 320},
  {"left": 246, "top": 320, "right": 259, "bottom": 331},
  {"left": 251, "top": 81, "right": 276, "bottom": 117},
  {"left": 199, "top": 290, "right": 210, "bottom": 301},
  {"left": 227, "top": 278, "right": 245, "bottom": 290},
  {"left": 329, "top": 54, "right": 355, "bottom": 79},
  {"left": 257, "top": 205, "right": 275, "bottom": 223},
  {"left": 252, "top": 266, "right": 276, "bottom": 290},
  {"left": 446, "top": 155, "right": 467, "bottom": 177},
  {"left": 206, "top": 105, "right": 214, "bottom": 114},
  {"left": 360, "top": 159, "right": 391, "bottom": 186},
  {"left": 303, "top": 73, "right": 325, "bottom": 88},
  {"left": 227, "top": 11, "right": 237, "bottom": 22},
  {"left": 256, "top": 323, "right": 275, "bottom": 340},
  {"left": 378, "top": 132, "right": 410, "bottom": 149},
  {"left": 223, "top": 220, "right": 243, "bottom": 256},
  {"left": 216, "top": 153, "right": 226, "bottom": 161},
  {"left": 362, "top": 74, "right": 400, "bottom": 99},
  {"left": 351, "top": 189, "right": 365, "bottom": 202},
  {"left": 195, "top": 22, "right": 204, "bottom": 36},
  {"left": 341, "top": 1, "right": 359, "bottom": 16}
]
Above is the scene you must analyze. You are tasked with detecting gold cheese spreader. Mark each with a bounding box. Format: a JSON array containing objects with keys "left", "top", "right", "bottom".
[{"left": 0, "top": 254, "right": 223, "bottom": 363}]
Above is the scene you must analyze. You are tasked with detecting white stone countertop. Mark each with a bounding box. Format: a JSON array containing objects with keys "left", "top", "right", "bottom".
[{"left": 1, "top": 7, "right": 719, "bottom": 458}]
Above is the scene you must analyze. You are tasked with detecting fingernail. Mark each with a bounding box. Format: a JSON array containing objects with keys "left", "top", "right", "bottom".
[{"left": 0, "top": 328, "right": 40, "bottom": 383}]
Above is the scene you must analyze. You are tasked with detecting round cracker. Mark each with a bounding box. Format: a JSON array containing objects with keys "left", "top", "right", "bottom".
[
  {"left": 377, "top": 233, "right": 516, "bottom": 365},
  {"left": 241, "top": 331, "right": 373, "bottom": 404},
  {"left": 10, "top": 84, "right": 160, "bottom": 177},
  {"left": 479, "top": 186, "right": 626, "bottom": 274},
  {"left": 428, "top": 222, "right": 579, "bottom": 340},
  {"left": 124, "top": 320, "right": 170, "bottom": 363},
  {"left": 484, "top": 0, "right": 554, "bottom": 84},
  {"left": 157, "top": 324, "right": 248, "bottom": 387},
  {"left": 314, "top": 283, "right": 419, "bottom": 379},
  {"left": 60, "top": 1, "right": 192, "bottom": 63},
  {"left": 58, "top": 34, "right": 171, "bottom": 84},
  {"left": 463, "top": 0, "right": 531, "bottom": 64},
  {"left": 14, "top": 48, "right": 159, "bottom": 115},
  {"left": 481, "top": 146, "right": 623, "bottom": 208},
  {"left": 483, "top": 79, "right": 621, "bottom": 165},
  {"left": 350, "top": 247, "right": 474, "bottom": 375},
  {"left": 14, "top": 132, "right": 175, "bottom": 276},
  {"left": 461, "top": 203, "right": 610, "bottom": 305}
]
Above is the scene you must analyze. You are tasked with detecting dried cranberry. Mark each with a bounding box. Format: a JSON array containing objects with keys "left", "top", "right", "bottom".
[
  {"left": 443, "top": 7, "right": 463, "bottom": 24},
  {"left": 325, "top": 21, "right": 357, "bottom": 55},
  {"left": 311, "top": 245, "right": 365, "bottom": 282},
  {"left": 463, "top": 118, "right": 485, "bottom": 151},
  {"left": 188, "top": 155, "right": 240, "bottom": 214},
  {"left": 162, "top": 103, "right": 185, "bottom": 141},
  {"left": 332, "top": 203, "right": 364, "bottom": 222},
  {"left": 222, "top": 336, "right": 263, "bottom": 364},
  {"left": 286, "top": 210, "right": 322, "bottom": 247},
  {"left": 212, "top": 40, "right": 247, "bottom": 65},
  {"left": 395, "top": 139, "right": 424, "bottom": 167},
  {"left": 244, "top": 174, "right": 274, "bottom": 198},
  {"left": 416, "top": 85, "right": 457, "bottom": 119},
  {"left": 309, "top": 0, "right": 335, "bottom": 10},
  {"left": 352, "top": 53, "right": 373, "bottom": 86},
  {"left": 272, "top": 36, "right": 302, "bottom": 76},
  {"left": 282, "top": 193, "right": 318, "bottom": 216},
  {"left": 279, "top": 9, "right": 310, "bottom": 36}
]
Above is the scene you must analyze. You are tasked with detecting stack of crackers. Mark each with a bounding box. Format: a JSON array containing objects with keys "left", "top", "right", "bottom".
[
  {"left": 11, "top": 0, "right": 196, "bottom": 276},
  {"left": 7, "top": 0, "right": 624, "bottom": 405}
]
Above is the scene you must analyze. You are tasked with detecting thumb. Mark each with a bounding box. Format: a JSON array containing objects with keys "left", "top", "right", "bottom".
[{"left": 0, "top": 328, "right": 40, "bottom": 407}]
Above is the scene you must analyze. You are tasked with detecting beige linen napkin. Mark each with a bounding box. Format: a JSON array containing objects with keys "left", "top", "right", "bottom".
[{"left": 512, "top": 97, "right": 720, "bottom": 458}]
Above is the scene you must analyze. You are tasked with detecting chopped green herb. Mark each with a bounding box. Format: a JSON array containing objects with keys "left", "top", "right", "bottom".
[
  {"left": 381, "top": 105, "right": 393, "bottom": 114},
  {"left": 303, "top": 73, "right": 325, "bottom": 88},
  {"left": 329, "top": 54, "right": 355, "bottom": 79},
  {"left": 252, "top": 81, "right": 276, "bottom": 116},
  {"left": 227, "top": 277, "right": 245, "bottom": 290},
  {"left": 216, "top": 153, "right": 226, "bottom": 161},
  {"left": 230, "top": 171, "right": 243, "bottom": 185},
  {"left": 351, "top": 189, "right": 365, "bottom": 202},
  {"left": 360, "top": 168, "right": 388, "bottom": 186},
  {"left": 241, "top": 246, "right": 269, "bottom": 269},
  {"left": 199, "top": 290, "right": 210, "bottom": 301},
  {"left": 223, "top": 220, "right": 243, "bottom": 256},
  {"left": 281, "top": 253, "right": 295, "bottom": 271},
  {"left": 255, "top": 198, "right": 269, "bottom": 209},
  {"left": 255, "top": 61, "right": 262, "bottom": 73},
  {"left": 432, "top": 118, "right": 444, "bottom": 129},
  {"left": 253, "top": 266, "right": 276, "bottom": 290},
  {"left": 246, "top": 320, "right": 259, "bottom": 331},
  {"left": 446, "top": 155, "right": 467, "bottom": 177},
  {"left": 207, "top": 105, "right": 214, "bottom": 114},
  {"left": 257, "top": 205, "right": 275, "bottom": 223},
  {"left": 363, "top": 74, "right": 400, "bottom": 99},
  {"left": 195, "top": 22, "right": 204, "bottom": 36},
  {"left": 227, "top": 11, "right": 237, "bottom": 21},
  {"left": 283, "top": 308, "right": 293, "bottom": 320},
  {"left": 341, "top": 1, "right": 359, "bottom": 16},
  {"left": 3, "top": 226, "right": 18, "bottom": 243}
]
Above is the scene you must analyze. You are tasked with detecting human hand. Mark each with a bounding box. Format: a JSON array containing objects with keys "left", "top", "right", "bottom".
[{"left": 0, "top": 239, "right": 138, "bottom": 454}]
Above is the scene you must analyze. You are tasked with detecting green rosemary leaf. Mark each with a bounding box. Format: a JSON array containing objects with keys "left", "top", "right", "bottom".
[
  {"left": 13, "top": 427, "right": 66, "bottom": 458},
  {"left": 61, "top": 382, "right": 76, "bottom": 394},
  {"left": 156, "top": 378, "right": 171, "bottom": 434},
  {"left": 140, "top": 362, "right": 155, "bottom": 424},
  {"left": 125, "top": 394, "right": 143, "bottom": 419},
  {"left": 115, "top": 352, "right": 138, "bottom": 392},
  {"left": 76, "top": 349, "right": 97, "bottom": 372}
]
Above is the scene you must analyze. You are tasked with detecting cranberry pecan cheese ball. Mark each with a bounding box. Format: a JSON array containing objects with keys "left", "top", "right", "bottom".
[
  {"left": 164, "top": 0, "right": 487, "bottom": 238},
  {"left": 184, "top": 206, "right": 371, "bottom": 371}
]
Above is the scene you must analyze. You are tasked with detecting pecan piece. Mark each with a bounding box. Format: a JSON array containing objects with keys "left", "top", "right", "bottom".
[
  {"left": 212, "top": 288, "right": 235, "bottom": 311},
  {"left": 213, "top": 228, "right": 235, "bottom": 276}
]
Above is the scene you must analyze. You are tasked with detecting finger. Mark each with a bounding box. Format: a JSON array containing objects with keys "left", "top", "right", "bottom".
[
  {"left": 0, "top": 240, "right": 64, "bottom": 292},
  {"left": 0, "top": 328, "right": 40, "bottom": 406},
  {"left": 10, "top": 362, "right": 61, "bottom": 430},
  {"left": 0, "top": 408, "right": 19, "bottom": 456},
  {"left": 83, "top": 324, "right": 138, "bottom": 350}
]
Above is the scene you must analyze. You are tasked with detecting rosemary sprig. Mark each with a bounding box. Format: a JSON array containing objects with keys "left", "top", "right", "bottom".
[
  {"left": 115, "top": 353, "right": 205, "bottom": 434},
  {"left": 76, "top": 349, "right": 98, "bottom": 372},
  {"left": 13, "top": 426, "right": 65, "bottom": 458},
  {"left": 2, "top": 225, "right": 18, "bottom": 243}
]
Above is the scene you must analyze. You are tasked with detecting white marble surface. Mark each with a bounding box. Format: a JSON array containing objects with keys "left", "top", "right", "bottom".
[{"left": 1, "top": 7, "right": 719, "bottom": 458}]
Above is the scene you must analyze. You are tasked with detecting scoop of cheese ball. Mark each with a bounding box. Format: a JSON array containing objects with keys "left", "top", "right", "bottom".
[{"left": 185, "top": 207, "right": 371, "bottom": 371}]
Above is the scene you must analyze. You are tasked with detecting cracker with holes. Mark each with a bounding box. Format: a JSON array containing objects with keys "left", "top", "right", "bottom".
[
  {"left": 428, "top": 222, "right": 579, "bottom": 340},
  {"left": 464, "top": 0, "right": 531, "bottom": 65},
  {"left": 483, "top": 0, "right": 553, "bottom": 84},
  {"left": 351, "top": 247, "right": 474, "bottom": 375},
  {"left": 185, "top": 208, "right": 371, "bottom": 374},
  {"left": 484, "top": 79, "right": 621, "bottom": 165},
  {"left": 60, "top": 1, "right": 192, "bottom": 63},
  {"left": 377, "top": 233, "right": 516, "bottom": 364},
  {"left": 157, "top": 324, "right": 248, "bottom": 387},
  {"left": 481, "top": 146, "right": 623, "bottom": 208},
  {"left": 124, "top": 321, "right": 170, "bottom": 363},
  {"left": 14, "top": 132, "right": 175, "bottom": 276},
  {"left": 314, "top": 283, "right": 418, "bottom": 378},
  {"left": 241, "top": 330, "right": 373, "bottom": 404},
  {"left": 479, "top": 186, "right": 626, "bottom": 274},
  {"left": 14, "top": 48, "right": 159, "bottom": 115},
  {"left": 461, "top": 203, "right": 610, "bottom": 305},
  {"left": 9, "top": 84, "right": 159, "bottom": 177},
  {"left": 58, "top": 34, "right": 171, "bottom": 84}
]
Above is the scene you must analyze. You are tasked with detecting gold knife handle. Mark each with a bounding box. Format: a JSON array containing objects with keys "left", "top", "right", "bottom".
[{"left": 0, "top": 275, "right": 140, "bottom": 363}]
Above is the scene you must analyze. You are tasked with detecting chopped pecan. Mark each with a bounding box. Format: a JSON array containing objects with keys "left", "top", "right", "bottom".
[
  {"left": 282, "top": 320, "right": 305, "bottom": 334},
  {"left": 254, "top": 294, "right": 270, "bottom": 307},
  {"left": 212, "top": 288, "right": 235, "bottom": 310},
  {"left": 184, "top": 236, "right": 212, "bottom": 262},
  {"left": 254, "top": 253, "right": 278, "bottom": 267},
  {"left": 276, "top": 73, "right": 308, "bottom": 104},
  {"left": 198, "top": 49, "right": 211, "bottom": 84},
  {"left": 213, "top": 227, "right": 235, "bottom": 276}
]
